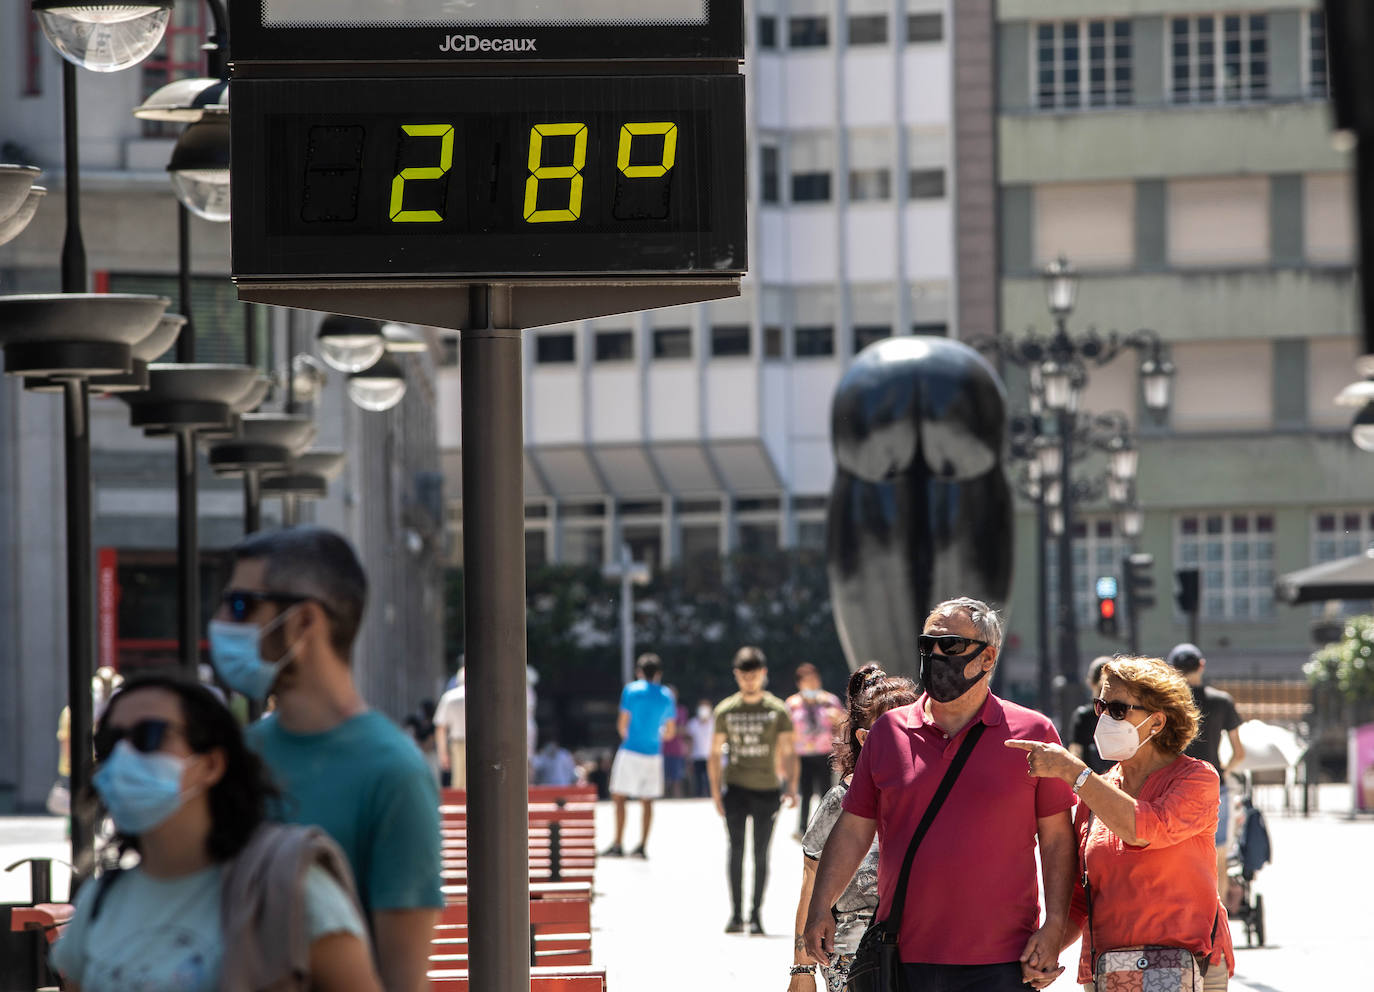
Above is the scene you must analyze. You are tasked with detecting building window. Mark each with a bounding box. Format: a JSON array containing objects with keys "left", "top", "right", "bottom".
[
  {"left": 757, "top": 15, "right": 777, "bottom": 50},
  {"left": 907, "top": 13, "right": 943, "bottom": 44},
  {"left": 652, "top": 327, "right": 692, "bottom": 359},
  {"left": 22, "top": 9, "right": 43, "bottom": 97},
  {"left": 1048, "top": 516, "right": 1133, "bottom": 627},
  {"left": 1176, "top": 512, "right": 1277, "bottom": 621},
  {"left": 1036, "top": 20, "right": 1132, "bottom": 111},
  {"left": 797, "top": 520, "right": 827, "bottom": 550},
  {"left": 848, "top": 14, "right": 888, "bottom": 46},
  {"left": 789, "top": 16, "right": 829, "bottom": 49},
  {"left": 594, "top": 330, "right": 633, "bottom": 362},
  {"left": 854, "top": 325, "right": 891, "bottom": 353},
  {"left": 711, "top": 325, "right": 751, "bottom": 358},
  {"left": 535, "top": 332, "right": 575, "bottom": 364},
  {"left": 1312, "top": 510, "right": 1374, "bottom": 615},
  {"left": 139, "top": 3, "right": 208, "bottom": 136},
  {"left": 1170, "top": 14, "right": 1267, "bottom": 105},
  {"left": 1308, "top": 10, "right": 1329, "bottom": 99},
  {"left": 795, "top": 326, "right": 835, "bottom": 358},
  {"left": 791, "top": 172, "right": 832, "bottom": 203},
  {"left": 909, "top": 168, "right": 946, "bottom": 200},
  {"left": 849, "top": 168, "right": 891, "bottom": 202},
  {"left": 912, "top": 322, "right": 948, "bottom": 337},
  {"left": 760, "top": 146, "right": 780, "bottom": 204},
  {"left": 739, "top": 522, "right": 780, "bottom": 554},
  {"left": 763, "top": 325, "right": 785, "bottom": 359}
]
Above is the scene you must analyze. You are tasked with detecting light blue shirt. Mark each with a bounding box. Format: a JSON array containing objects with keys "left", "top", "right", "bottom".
[
  {"left": 49, "top": 863, "right": 364, "bottom": 991},
  {"left": 248, "top": 710, "right": 444, "bottom": 914},
  {"left": 619, "top": 680, "right": 677, "bottom": 756}
]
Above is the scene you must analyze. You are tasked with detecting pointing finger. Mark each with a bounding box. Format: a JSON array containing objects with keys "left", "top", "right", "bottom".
[{"left": 1003, "top": 739, "right": 1039, "bottom": 751}]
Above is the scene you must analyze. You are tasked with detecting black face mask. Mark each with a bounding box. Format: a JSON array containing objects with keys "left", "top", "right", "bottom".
[{"left": 919, "top": 648, "right": 989, "bottom": 703}]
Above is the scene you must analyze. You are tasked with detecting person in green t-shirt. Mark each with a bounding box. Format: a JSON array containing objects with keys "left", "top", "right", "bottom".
[{"left": 708, "top": 645, "right": 798, "bottom": 936}]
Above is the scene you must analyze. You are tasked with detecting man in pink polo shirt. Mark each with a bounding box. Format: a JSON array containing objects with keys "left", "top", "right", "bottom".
[{"left": 802, "top": 597, "right": 1076, "bottom": 991}]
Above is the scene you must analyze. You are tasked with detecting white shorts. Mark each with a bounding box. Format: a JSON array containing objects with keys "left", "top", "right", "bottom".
[{"left": 608, "top": 749, "right": 664, "bottom": 799}]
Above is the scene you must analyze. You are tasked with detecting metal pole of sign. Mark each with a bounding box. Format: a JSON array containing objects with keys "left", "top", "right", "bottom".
[
  {"left": 462, "top": 284, "right": 530, "bottom": 992},
  {"left": 1035, "top": 493, "right": 1052, "bottom": 716},
  {"left": 1056, "top": 407, "right": 1081, "bottom": 733},
  {"left": 620, "top": 546, "right": 634, "bottom": 686}
]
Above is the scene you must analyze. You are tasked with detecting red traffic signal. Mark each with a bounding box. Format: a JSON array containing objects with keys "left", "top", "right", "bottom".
[{"left": 1099, "top": 597, "right": 1116, "bottom": 620}]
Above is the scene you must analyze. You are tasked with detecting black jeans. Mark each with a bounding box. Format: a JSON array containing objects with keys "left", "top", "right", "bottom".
[
  {"left": 797, "top": 753, "right": 833, "bottom": 832},
  {"left": 901, "top": 962, "right": 1025, "bottom": 992},
  {"left": 692, "top": 758, "right": 711, "bottom": 797},
  {"left": 722, "top": 785, "right": 781, "bottom": 917}
]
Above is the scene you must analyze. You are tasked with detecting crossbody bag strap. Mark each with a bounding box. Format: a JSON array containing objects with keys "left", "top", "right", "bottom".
[{"left": 881, "top": 721, "right": 987, "bottom": 935}]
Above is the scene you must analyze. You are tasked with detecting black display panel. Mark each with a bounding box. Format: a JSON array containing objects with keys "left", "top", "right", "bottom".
[
  {"left": 231, "top": 0, "right": 743, "bottom": 63},
  {"left": 232, "top": 74, "right": 747, "bottom": 280}
]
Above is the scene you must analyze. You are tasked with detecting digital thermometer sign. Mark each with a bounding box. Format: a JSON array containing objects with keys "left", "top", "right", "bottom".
[{"left": 232, "top": 74, "right": 746, "bottom": 279}]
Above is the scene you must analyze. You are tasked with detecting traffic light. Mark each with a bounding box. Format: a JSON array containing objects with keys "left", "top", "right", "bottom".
[
  {"left": 1095, "top": 575, "right": 1119, "bottom": 637},
  {"left": 1175, "top": 567, "right": 1200, "bottom": 614},
  {"left": 1123, "top": 553, "right": 1157, "bottom": 611}
]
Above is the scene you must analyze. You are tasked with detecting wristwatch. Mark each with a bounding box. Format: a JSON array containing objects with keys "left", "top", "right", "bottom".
[{"left": 1072, "top": 767, "right": 1092, "bottom": 794}]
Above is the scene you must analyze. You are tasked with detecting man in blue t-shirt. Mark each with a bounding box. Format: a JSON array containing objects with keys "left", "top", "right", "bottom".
[
  {"left": 210, "top": 527, "right": 442, "bottom": 992},
  {"left": 602, "top": 653, "right": 678, "bottom": 858}
]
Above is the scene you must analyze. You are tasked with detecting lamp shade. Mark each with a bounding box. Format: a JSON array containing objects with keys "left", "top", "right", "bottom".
[
  {"left": 318, "top": 314, "right": 386, "bottom": 372},
  {"left": 168, "top": 117, "right": 230, "bottom": 222},
  {"left": 1034, "top": 438, "right": 1062, "bottom": 477},
  {"left": 133, "top": 76, "right": 227, "bottom": 122},
  {"left": 381, "top": 322, "right": 429, "bottom": 353},
  {"left": 347, "top": 354, "right": 407, "bottom": 412},
  {"left": 1141, "top": 356, "right": 1175, "bottom": 412},
  {"left": 1110, "top": 446, "right": 1139, "bottom": 482},
  {"left": 0, "top": 186, "right": 45, "bottom": 249},
  {"left": 1120, "top": 508, "right": 1144, "bottom": 538},
  {"left": 32, "top": 1, "right": 172, "bottom": 72},
  {"left": 1041, "top": 361, "right": 1072, "bottom": 412},
  {"left": 1352, "top": 400, "right": 1374, "bottom": 453},
  {"left": 1043, "top": 255, "right": 1078, "bottom": 317},
  {"left": 1049, "top": 508, "right": 1065, "bottom": 536}
]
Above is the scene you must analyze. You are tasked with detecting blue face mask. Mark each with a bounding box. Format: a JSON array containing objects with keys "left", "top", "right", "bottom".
[
  {"left": 208, "top": 610, "right": 298, "bottom": 703},
  {"left": 93, "top": 741, "right": 195, "bottom": 835}
]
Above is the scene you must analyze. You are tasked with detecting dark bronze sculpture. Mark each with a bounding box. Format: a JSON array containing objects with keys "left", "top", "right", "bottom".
[{"left": 827, "top": 336, "right": 1014, "bottom": 678}]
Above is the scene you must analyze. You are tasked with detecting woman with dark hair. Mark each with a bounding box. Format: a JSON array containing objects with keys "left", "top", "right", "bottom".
[
  {"left": 786, "top": 664, "right": 920, "bottom": 992},
  {"left": 50, "top": 673, "right": 381, "bottom": 992}
]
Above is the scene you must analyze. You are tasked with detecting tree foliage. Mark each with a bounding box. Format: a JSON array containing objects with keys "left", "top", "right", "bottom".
[{"left": 1305, "top": 615, "right": 1374, "bottom": 702}]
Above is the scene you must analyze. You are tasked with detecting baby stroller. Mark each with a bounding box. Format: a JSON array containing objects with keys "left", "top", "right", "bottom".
[{"left": 1225, "top": 781, "right": 1271, "bottom": 947}]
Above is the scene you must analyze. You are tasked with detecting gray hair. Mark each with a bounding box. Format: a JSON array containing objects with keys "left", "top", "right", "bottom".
[
  {"left": 231, "top": 526, "right": 368, "bottom": 660},
  {"left": 925, "top": 597, "right": 1004, "bottom": 656}
]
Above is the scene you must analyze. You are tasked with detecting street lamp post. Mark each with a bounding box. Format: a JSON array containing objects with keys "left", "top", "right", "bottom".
[
  {"left": 976, "top": 256, "right": 1174, "bottom": 729},
  {"left": 603, "top": 544, "right": 651, "bottom": 685}
]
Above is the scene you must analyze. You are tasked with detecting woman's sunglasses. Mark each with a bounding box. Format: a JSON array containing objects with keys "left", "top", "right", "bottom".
[
  {"left": 221, "top": 588, "right": 310, "bottom": 622},
  {"left": 94, "top": 718, "right": 184, "bottom": 763},
  {"left": 917, "top": 634, "right": 989, "bottom": 659},
  {"left": 1094, "top": 698, "right": 1151, "bottom": 721}
]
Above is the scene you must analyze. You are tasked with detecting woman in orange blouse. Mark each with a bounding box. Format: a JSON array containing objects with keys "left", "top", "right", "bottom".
[{"left": 1007, "top": 656, "right": 1235, "bottom": 990}]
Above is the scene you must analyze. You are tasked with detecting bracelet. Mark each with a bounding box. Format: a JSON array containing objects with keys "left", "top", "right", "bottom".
[
  {"left": 1072, "top": 766, "right": 1092, "bottom": 794},
  {"left": 789, "top": 965, "right": 816, "bottom": 976}
]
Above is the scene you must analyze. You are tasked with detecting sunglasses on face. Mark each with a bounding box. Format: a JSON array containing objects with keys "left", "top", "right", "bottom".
[
  {"left": 1094, "top": 698, "right": 1151, "bottom": 721},
  {"left": 94, "top": 718, "right": 184, "bottom": 763},
  {"left": 221, "top": 589, "right": 310, "bottom": 623},
  {"left": 917, "top": 634, "right": 989, "bottom": 659}
]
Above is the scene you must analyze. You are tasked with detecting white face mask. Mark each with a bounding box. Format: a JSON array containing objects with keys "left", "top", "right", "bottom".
[
  {"left": 696, "top": 705, "right": 711, "bottom": 720},
  {"left": 1093, "top": 712, "right": 1160, "bottom": 762}
]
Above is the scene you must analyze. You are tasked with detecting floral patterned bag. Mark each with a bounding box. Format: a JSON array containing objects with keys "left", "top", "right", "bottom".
[{"left": 1092, "top": 945, "right": 1203, "bottom": 992}]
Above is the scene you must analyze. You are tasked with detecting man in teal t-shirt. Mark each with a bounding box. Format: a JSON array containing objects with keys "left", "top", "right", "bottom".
[
  {"left": 602, "top": 653, "right": 678, "bottom": 858},
  {"left": 212, "top": 527, "right": 441, "bottom": 992}
]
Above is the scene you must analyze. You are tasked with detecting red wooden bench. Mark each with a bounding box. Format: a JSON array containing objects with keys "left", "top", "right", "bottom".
[
  {"left": 442, "top": 784, "right": 598, "bottom": 807},
  {"left": 429, "top": 965, "right": 606, "bottom": 991}
]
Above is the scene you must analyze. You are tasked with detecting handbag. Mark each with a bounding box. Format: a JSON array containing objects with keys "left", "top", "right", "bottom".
[
  {"left": 845, "top": 722, "right": 986, "bottom": 992},
  {"left": 1082, "top": 813, "right": 1218, "bottom": 992}
]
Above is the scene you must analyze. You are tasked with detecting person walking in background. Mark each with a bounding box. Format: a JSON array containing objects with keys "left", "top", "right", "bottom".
[
  {"left": 602, "top": 653, "right": 678, "bottom": 858},
  {"left": 209, "top": 526, "right": 442, "bottom": 992},
  {"left": 710, "top": 646, "right": 798, "bottom": 935},
  {"left": 532, "top": 736, "right": 580, "bottom": 787},
  {"left": 661, "top": 685, "right": 689, "bottom": 798},
  {"left": 803, "top": 597, "right": 1075, "bottom": 992},
  {"left": 785, "top": 662, "right": 844, "bottom": 839},
  {"left": 51, "top": 673, "right": 380, "bottom": 992},
  {"left": 788, "top": 665, "right": 919, "bottom": 992},
  {"left": 1009, "top": 656, "right": 1234, "bottom": 990},
  {"left": 687, "top": 697, "right": 716, "bottom": 797},
  {"left": 404, "top": 698, "right": 440, "bottom": 787},
  {"left": 434, "top": 667, "right": 466, "bottom": 790},
  {"left": 1169, "top": 642, "right": 1246, "bottom": 900},
  {"left": 1068, "top": 657, "right": 1115, "bottom": 774}
]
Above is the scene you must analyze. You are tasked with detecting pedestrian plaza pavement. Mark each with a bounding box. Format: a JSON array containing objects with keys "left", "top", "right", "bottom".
[{"left": 1, "top": 784, "right": 1368, "bottom": 991}]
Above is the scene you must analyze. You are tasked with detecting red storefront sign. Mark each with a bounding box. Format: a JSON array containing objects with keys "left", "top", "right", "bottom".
[{"left": 97, "top": 548, "right": 118, "bottom": 670}]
